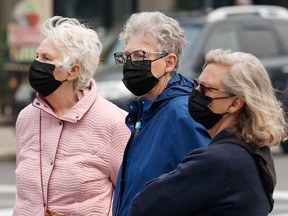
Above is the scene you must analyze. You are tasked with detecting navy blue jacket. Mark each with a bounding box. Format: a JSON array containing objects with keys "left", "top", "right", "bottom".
[
  {"left": 130, "top": 131, "right": 273, "bottom": 216},
  {"left": 113, "top": 74, "right": 210, "bottom": 216}
]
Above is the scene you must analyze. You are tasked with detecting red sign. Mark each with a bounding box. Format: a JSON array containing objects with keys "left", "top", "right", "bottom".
[{"left": 8, "top": 24, "right": 44, "bottom": 46}]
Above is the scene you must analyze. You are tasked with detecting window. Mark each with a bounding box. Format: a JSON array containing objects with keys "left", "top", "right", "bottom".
[
  {"left": 271, "top": 22, "right": 288, "bottom": 55},
  {"left": 205, "top": 28, "right": 240, "bottom": 52},
  {"left": 241, "top": 28, "right": 280, "bottom": 58},
  {"left": 181, "top": 24, "right": 201, "bottom": 63}
]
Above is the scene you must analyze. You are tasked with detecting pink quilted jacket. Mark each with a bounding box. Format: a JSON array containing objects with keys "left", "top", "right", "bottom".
[{"left": 13, "top": 80, "right": 130, "bottom": 216}]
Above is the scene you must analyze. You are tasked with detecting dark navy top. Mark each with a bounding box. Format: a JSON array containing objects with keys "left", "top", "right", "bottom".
[{"left": 130, "top": 131, "right": 272, "bottom": 216}]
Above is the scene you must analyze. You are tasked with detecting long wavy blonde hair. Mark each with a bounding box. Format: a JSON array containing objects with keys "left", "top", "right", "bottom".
[{"left": 205, "top": 49, "right": 288, "bottom": 147}]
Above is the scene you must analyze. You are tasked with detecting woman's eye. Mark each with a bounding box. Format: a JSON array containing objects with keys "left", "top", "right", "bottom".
[{"left": 44, "top": 56, "right": 51, "bottom": 61}]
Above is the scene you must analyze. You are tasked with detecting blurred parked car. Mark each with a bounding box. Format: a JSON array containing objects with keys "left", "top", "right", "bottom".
[
  {"left": 97, "top": 5, "right": 288, "bottom": 152},
  {"left": 95, "top": 69, "right": 133, "bottom": 111},
  {"left": 95, "top": 23, "right": 134, "bottom": 111}
]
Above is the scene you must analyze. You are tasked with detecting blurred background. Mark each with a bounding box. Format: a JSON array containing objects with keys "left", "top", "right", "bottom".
[
  {"left": 0, "top": 0, "right": 288, "bottom": 125},
  {"left": 1, "top": 0, "right": 288, "bottom": 215}
]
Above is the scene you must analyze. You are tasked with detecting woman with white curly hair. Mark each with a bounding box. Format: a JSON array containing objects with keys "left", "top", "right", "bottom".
[{"left": 13, "top": 16, "right": 130, "bottom": 216}]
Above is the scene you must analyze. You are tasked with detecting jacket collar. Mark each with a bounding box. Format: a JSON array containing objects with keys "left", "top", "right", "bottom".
[
  {"left": 32, "top": 80, "right": 98, "bottom": 123},
  {"left": 128, "top": 73, "right": 193, "bottom": 121}
]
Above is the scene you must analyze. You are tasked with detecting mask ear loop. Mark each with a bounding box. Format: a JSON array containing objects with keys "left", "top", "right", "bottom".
[
  {"left": 223, "top": 95, "right": 238, "bottom": 115},
  {"left": 55, "top": 63, "right": 72, "bottom": 83},
  {"left": 227, "top": 95, "right": 242, "bottom": 114},
  {"left": 53, "top": 66, "right": 68, "bottom": 83},
  {"left": 227, "top": 100, "right": 235, "bottom": 114},
  {"left": 151, "top": 53, "right": 169, "bottom": 63},
  {"left": 208, "top": 95, "right": 235, "bottom": 115},
  {"left": 156, "top": 71, "right": 168, "bottom": 80},
  {"left": 151, "top": 53, "right": 170, "bottom": 80},
  {"left": 157, "top": 57, "right": 171, "bottom": 79}
]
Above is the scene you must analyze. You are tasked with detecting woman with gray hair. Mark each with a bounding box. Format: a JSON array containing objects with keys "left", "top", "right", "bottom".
[
  {"left": 13, "top": 16, "right": 130, "bottom": 216},
  {"left": 112, "top": 11, "right": 210, "bottom": 216},
  {"left": 130, "top": 49, "right": 287, "bottom": 215}
]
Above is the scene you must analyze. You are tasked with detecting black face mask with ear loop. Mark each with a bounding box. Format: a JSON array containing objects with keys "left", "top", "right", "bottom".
[
  {"left": 122, "top": 59, "right": 163, "bottom": 96},
  {"left": 188, "top": 89, "right": 229, "bottom": 130},
  {"left": 28, "top": 60, "right": 66, "bottom": 97}
]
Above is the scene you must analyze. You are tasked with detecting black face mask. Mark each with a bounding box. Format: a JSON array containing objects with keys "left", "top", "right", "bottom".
[
  {"left": 29, "top": 60, "right": 65, "bottom": 97},
  {"left": 122, "top": 59, "right": 160, "bottom": 96},
  {"left": 188, "top": 89, "right": 229, "bottom": 130}
]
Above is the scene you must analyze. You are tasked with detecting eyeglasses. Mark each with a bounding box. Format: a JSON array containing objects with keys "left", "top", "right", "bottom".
[
  {"left": 114, "top": 50, "right": 168, "bottom": 66},
  {"left": 193, "top": 78, "right": 227, "bottom": 94}
]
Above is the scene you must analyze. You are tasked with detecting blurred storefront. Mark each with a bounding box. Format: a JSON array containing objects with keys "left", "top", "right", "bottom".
[{"left": 0, "top": 0, "right": 52, "bottom": 124}]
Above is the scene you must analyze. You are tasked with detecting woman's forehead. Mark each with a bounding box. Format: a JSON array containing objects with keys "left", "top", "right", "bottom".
[
  {"left": 36, "top": 38, "right": 61, "bottom": 59},
  {"left": 199, "top": 63, "right": 230, "bottom": 85},
  {"left": 124, "top": 34, "right": 156, "bottom": 52}
]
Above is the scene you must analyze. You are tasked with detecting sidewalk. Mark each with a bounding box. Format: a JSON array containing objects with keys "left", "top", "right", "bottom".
[{"left": 0, "top": 126, "right": 16, "bottom": 162}]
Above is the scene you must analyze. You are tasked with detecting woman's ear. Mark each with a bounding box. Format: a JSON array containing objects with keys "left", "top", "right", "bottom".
[
  {"left": 228, "top": 96, "right": 245, "bottom": 113},
  {"left": 67, "top": 64, "right": 81, "bottom": 81},
  {"left": 165, "top": 53, "right": 177, "bottom": 72}
]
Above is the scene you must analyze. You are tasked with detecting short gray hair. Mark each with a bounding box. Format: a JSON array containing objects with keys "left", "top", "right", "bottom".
[
  {"left": 119, "top": 11, "right": 186, "bottom": 73},
  {"left": 41, "top": 16, "right": 102, "bottom": 90},
  {"left": 205, "top": 49, "right": 288, "bottom": 147}
]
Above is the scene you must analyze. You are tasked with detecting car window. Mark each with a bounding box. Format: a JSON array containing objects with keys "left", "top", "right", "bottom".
[
  {"left": 272, "top": 22, "right": 288, "bottom": 55},
  {"left": 205, "top": 29, "right": 240, "bottom": 52},
  {"left": 201, "top": 23, "right": 282, "bottom": 59},
  {"left": 180, "top": 25, "right": 201, "bottom": 67},
  {"left": 241, "top": 28, "right": 280, "bottom": 58},
  {"left": 182, "top": 25, "right": 201, "bottom": 51},
  {"left": 191, "top": 25, "right": 241, "bottom": 75},
  {"left": 107, "top": 41, "right": 124, "bottom": 64}
]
